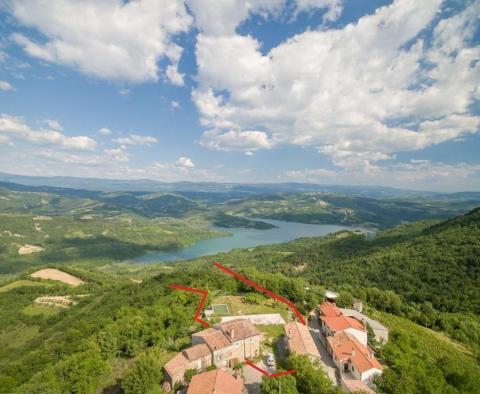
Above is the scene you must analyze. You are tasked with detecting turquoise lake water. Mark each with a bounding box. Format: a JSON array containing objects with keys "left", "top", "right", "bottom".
[{"left": 133, "top": 218, "right": 368, "bottom": 263}]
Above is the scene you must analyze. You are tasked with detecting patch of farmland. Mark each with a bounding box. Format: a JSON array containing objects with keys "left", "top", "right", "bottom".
[
  {"left": 18, "top": 244, "right": 45, "bottom": 255},
  {"left": 30, "top": 268, "right": 85, "bottom": 286}
]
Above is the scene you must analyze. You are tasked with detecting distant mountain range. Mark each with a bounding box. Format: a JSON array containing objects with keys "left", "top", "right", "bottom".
[{"left": 1, "top": 171, "right": 479, "bottom": 200}]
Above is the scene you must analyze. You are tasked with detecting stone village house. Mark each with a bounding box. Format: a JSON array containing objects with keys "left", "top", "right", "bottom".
[{"left": 164, "top": 318, "right": 261, "bottom": 387}]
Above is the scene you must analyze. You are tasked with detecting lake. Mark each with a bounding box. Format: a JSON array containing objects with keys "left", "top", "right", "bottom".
[{"left": 133, "top": 218, "right": 369, "bottom": 263}]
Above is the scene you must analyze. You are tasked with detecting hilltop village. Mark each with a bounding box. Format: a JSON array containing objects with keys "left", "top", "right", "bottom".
[{"left": 162, "top": 290, "right": 387, "bottom": 393}]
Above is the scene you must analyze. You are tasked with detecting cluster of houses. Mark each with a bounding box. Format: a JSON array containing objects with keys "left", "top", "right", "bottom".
[
  {"left": 318, "top": 291, "right": 386, "bottom": 393},
  {"left": 162, "top": 291, "right": 387, "bottom": 393},
  {"left": 163, "top": 318, "right": 261, "bottom": 393}
]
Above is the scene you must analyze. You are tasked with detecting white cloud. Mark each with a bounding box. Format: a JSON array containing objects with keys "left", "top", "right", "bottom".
[
  {"left": 114, "top": 134, "right": 158, "bottom": 146},
  {"left": 119, "top": 88, "right": 131, "bottom": 97},
  {"left": 187, "top": 0, "right": 344, "bottom": 35},
  {"left": 165, "top": 64, "right": 185, "bottom": 86},
  {"left": 187, "top": 0, "right": 284, "bottom": 35},
  {"left": 0, "top": 135, "right": 13, "bottom": 145},
  {"left": 0, "top": 114, "right": 97, "bottom": 150},
  {"left": 0, "top": 81, "right": 13, "bottom": 91},
  {"left": 98, "top": 127, "right": 112, "bottom": 136},
  {"left": 294, "top": 0, "right": 343, "bottom": 22},
  {"left": 43, "top": 119, "right": 62, "bottom": 131},
  {"left": 176, "top": 156, "right": 195, "bottom": 168},
  {"left": 200, "top": 129, "right": 272, "bottom": 152},
  {"left": 193, "top": 0, "right": 480, "bottom": 169},
  {"left": 38, "top": 150, "right": 105, "bottom": 166},
  {"left": 170, "top": 100, "right": 180, "bottom": 109},
  {"left": 284, "top": 160, "right": 480, "bottom": 191},
  {"left": 9, "top": 0, "right": 192, "bottom": 83},
  {"left": 104, "top": 147, "right": 129, "bottom": 162}
]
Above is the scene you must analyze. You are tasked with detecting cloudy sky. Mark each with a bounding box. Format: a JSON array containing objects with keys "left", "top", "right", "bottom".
[{"left": 0, "top": 0, "right": 479, "bottom": 191}]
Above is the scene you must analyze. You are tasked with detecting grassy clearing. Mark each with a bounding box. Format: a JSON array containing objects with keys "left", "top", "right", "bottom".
[
  {"left": 372, "top": 310, "right": 474, "bottom": 359},
  {"left": 0, "top": 325, "right": 39, "bottom": 349},
  {"left": 257, "top": 324, "right": 284, "bottom": 354},
  {"left": 23, "top": 304, "right": 61, "bottom": 317},
  {"left": 97, "top": 349, "right": 176, "bottom": 392},
  {"left": 0, "top": 279, "right": 53, "bottom": 292},
  {"left": 212, "top": 295, "right": 289, "bottom": 320}
]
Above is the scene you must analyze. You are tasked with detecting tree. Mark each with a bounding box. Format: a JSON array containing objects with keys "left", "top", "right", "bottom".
[
  {"left": 366, "top": 323, "right": 379, "bottom": 349},
  {"left": 122, "top": 353, "right": 164, "bottom": 394},
  {"left": 261, "top": 374, "right": 299, "bottom": 394},
  {"left": 284, "top": 355, "right": 339, "bottom": 394},
  {"left": 335, "top": 292, "right": 354, "bottom": 308}
]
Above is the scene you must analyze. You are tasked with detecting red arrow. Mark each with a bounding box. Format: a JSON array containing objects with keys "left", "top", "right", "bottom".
[
  {"left": 169, "top": 284, "right": 210, "bottom": 327},
  {"left": 245, "top": 360, "right": 296, "bottom": 378},
  {"left": 214, "top": 262, "right": 306, "bottom": 325}
]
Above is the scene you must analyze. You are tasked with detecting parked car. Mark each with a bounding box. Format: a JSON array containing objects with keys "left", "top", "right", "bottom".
[{"left": 265, "top": 353, "right": 275, "bottom": 367}]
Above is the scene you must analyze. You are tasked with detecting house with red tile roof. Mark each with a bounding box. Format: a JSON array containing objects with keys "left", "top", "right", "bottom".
[
  {"left": 327, "top": 331, "right": 384, "bottom": 384},
  {"left": 319, "top": 302, "right": 368, "bottom": 346},
  {"left": 164, "top": 353, "right": 190, "bottom": 387},
  {"left": 320, "top": 301, "right": 342, "bottom": 317},
  {"left": 187, "top": 370, "right": 244, "bottom": 394},
  {"left": 214, "top": 318, "right": 262, "bottom": 361},
  {"left": 164, "top": 318, "right": 261, "bottom": 386},
  {"left": 285, "top": 321, "right": 320, "bottom": 360}
]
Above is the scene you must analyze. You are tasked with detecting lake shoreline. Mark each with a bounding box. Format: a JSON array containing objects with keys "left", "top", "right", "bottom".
[{"left": 132, "top": 218, "right": 370, "bottom": 264}]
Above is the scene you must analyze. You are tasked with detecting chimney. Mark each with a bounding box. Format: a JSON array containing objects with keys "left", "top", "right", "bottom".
[
  {"left": 230, "top": 329, "right": 235, "bottom": 339},
  {"left": 351, "top": 349, "right": 355, "bottom": 357}
]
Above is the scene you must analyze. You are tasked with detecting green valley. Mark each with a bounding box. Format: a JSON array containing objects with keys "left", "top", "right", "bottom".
[{"left": 0, "top": 180, "right": 479, "bottom": 393}]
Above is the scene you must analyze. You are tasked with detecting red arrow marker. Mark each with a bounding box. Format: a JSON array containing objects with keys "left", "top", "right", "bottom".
[
  {"left": 245, "top": 360, "right": 296, "bottom": 378},
  {"left": 214, "top": 262, "right": 306, "bottom": 325},
  {"left": 169, "top": 284, "right": 210, "bottom": 327}
]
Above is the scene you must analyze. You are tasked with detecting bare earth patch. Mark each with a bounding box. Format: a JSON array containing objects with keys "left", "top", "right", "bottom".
[
  {"left": 30, "top": 268, "right": 85, "bottom": 287},
  {"left": 18, "top": 244, "right": 45, "bottom": 255}
]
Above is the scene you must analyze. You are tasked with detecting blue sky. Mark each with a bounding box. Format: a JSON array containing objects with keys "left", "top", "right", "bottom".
[{"left": 0, "top": 0, "right": 479, "bottom": 191}]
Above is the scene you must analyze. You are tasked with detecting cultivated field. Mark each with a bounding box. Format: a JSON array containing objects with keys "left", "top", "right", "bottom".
[{"left": 30, "top": 268, "right": 85, "bottom": 286}]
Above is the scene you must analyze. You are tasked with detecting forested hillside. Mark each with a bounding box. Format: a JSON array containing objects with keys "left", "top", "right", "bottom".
[
  {"left": 0, "top": 208, "right": 479, "bottom": 393},
  {"left": 222, "top": 192, "right": 480, "bottom": 227}
]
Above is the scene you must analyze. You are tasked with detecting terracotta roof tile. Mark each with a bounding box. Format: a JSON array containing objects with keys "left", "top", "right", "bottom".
[
  {"left": 187, "top": 370, "right": 244, "bottom": 394},
  {"left": 215, "top": 318, "right": 261, "bottom": 341},
  {"left": 285, "top": 321, "right": 320, "bottom": 358},
  {"left": 182, "top": 344, "right": 211, "bottom": 361},
  {"left": 321, "top": 315, "right": 366, "bottom": 332},
  {"left": 327, "top": 332, "right": 383, "bottom": 373},
  {"left": 320, "top": 302, "right": 342, "bottom": 317},
  {"left": 194, "top": 328, "right": 232, "bottom": 351},
  {"left": 164, "top": 353, "right": 189, "bottom": 378}
]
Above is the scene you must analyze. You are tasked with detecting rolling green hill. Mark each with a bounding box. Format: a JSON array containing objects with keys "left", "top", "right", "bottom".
[
  {"left": 0, "top": 209, "right": 479, "bottom": 393},
  {"left": 0, "top": 179, "right": 479, "bottom": 393},
  {"left": 0, "top": 213, "right": 223, "bottom": 277},
  {"left": 222, "top": 192, "right": 479, "bottom": 227}
]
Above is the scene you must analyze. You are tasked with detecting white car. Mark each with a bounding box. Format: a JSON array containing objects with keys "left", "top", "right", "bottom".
[{"left": 265, "top": 354, "right": 275, "bottom": 367}]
